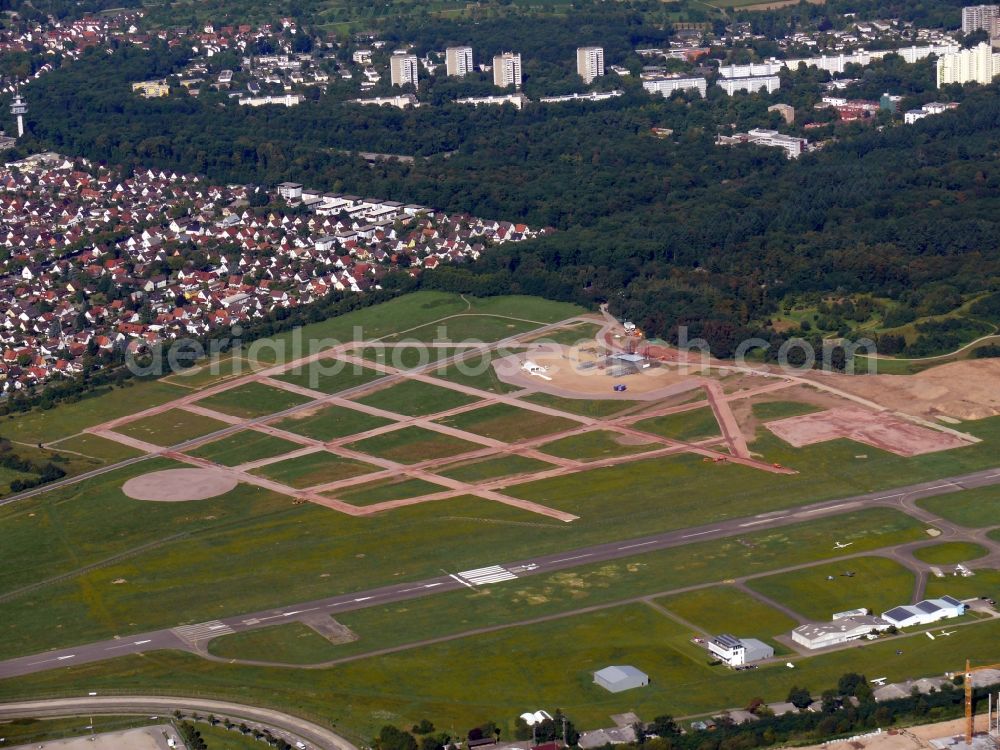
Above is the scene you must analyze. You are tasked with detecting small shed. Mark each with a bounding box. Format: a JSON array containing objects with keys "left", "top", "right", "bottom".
[{"left": 593, "top": 665, "right": 649, "bottom": 693}]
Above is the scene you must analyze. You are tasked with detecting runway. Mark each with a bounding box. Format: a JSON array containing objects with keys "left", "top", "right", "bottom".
[{"left": 0, "top": 465, "right": 997, "bottom": 681}]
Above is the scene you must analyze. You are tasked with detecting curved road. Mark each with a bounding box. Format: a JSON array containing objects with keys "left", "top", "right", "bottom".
[{"left": 0, "top": 696, "right": 358, "bottom": 750}]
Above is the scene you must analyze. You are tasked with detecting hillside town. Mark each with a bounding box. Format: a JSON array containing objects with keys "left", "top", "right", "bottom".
[{"left": 0, "top": 153, "right": 547, "bottom": 392}]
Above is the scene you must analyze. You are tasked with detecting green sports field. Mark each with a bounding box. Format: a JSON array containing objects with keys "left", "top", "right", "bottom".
[
  {"left": 186, "top": 430, "right": 302, "bottom": 467},
  {"left": 114, "top": 408, "right": 230, "bottom": 446},
  {"left": 352, "top": 379, "right": 479, "bottom": 417},
  {"left": 272, "top": 404, "right": 393, "bottom": 442},
  {"left": 344, "top": 426, "right": 481, "bottom": 464},
  {"left": 195, "top": 382, "right": 312, "bottom": 419},
  {"left": 433, "top": 402, "right": 577, "bottom": 442}
]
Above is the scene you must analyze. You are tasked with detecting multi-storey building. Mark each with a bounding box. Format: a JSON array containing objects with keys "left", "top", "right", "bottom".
[
  {"left": 576, "top": 46, "right": 605, "bottom": 83},
  {"left": 641, "top": 76, "right": 707, "bottom": 98},
  {"left": 962, "top": 4, "right": 1000, "bottom": 33},
  {"left": 936, "top": 41, "right": 1000, "bottom": 86},
  {"left": 389, "top": 52, "right": 419, "bottom": 87},
  {"left": 493, "top": 51, "right": 522, "bottom": 88},
  {"left": 717, "top": 75, "right": 781, "bottom": 95},
  {"left": 445, "top": 46, "right": 474, "bottom": 77}
]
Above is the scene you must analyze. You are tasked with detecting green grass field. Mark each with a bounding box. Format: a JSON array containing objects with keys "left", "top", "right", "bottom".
[
  {"left": 916, "top": 486, "right": 1000, "bottom": 528},
  {"left": 332, "top": 477, "right": 449, "bottom": 505},
  {"left": 251, "top": 450, "right": 379, "bottom": 489},
  {"left": 655, "top": 586, "right": 798, "bottom": 649},
  {"left": 432, "top": 351, "right": 521, "bottom": 394},
  {"left": 433, "top": 403, "right": 577, "bottom": 442},
  {"left": 208, "top": 621, "right": 343, "bottom": 664},
  {"left": 520, "top": 321, "right": 602, "bottom": 347},
  {"left": 353, "top": 379, "right": 479, "bottom": 417},
  {"left": 163, "top": 354, "right": 265, "bottom": 389},
  {"left": 5, "top": 610, "right": 998, "bottom": 742},
  {"left": 747, "top": 557, "right": 916, "bottom": 620},
  {"left": 434, "top": 454, "right": 554, "bottom": 483},
  {"left": 48, "top": 433, "right": 144, "bottom": 463},
  {"left": 912, "top": 542, "right": 989, "bottom": 565},
  {"left": 196, "top": 382, "right": 312, "bottom": 419},
  {"left": 194, "top": 724, "right": 268, "bottom": 749},
  {"left": 520, "top": 392, "right": 638, "bottom": 418},
  {"left": 633, "top": 408, "right": 721, "bottom": 442},
  {"left": 272, "top": 404, "right": 393, "bottom": 442},
  {"left": 274, "top": 358, "right": 383, "bottom": 395},
  {"left": 115, "top": 409, "right": 230, "bottom": 446},
  {"left": 344, "top": 426, "right": 480, "bottom": 464},
  {"left": 752, "top": 401, "right": 824, "bottom": 421},
  {"left": 538, "top": 430, "right": 659, "bottom": 461},
  {"left": 186, "top": 431, "right": 302, "bottom": 467},
  {"left": 925, "top": 569, "right": 1000, "bottom": 601}
]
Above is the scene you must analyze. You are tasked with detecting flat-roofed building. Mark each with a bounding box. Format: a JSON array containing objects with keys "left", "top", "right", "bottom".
[
  {"left": 493, "top": 51, "right": 522, "bottom": 88},
  {"left": 390, "top": 52, "right": 419, "bottom": 87},
  {"left": 577, "top": 46, "right": 605, "bottom": 83},
  {"left": 446, "top": 46, "right": 474, "bottom": 77},
  {"left": 642, "top": 76, "right": 707, "bottom": 98},
  {"left": 792, "top": 615, "right": 892, "bottom": 650}
]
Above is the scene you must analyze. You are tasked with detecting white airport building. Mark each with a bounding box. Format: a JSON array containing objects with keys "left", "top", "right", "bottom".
[
  {"left": 881, "top": 596, "right": 965, "bottom": 628},
  {"left": 792, "top": 614, "right": 892, "bottom": 650},
  {"left": 708, "top": 635, "right": 774, "bottom": 666}
]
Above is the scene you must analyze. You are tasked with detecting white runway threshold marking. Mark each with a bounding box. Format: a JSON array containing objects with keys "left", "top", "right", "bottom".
[
  {"left": 172, "top": 620, "right": 236, "bottom": 644},
  {"left": 456, "top": 564, "right": 518, "bottom": 586}
]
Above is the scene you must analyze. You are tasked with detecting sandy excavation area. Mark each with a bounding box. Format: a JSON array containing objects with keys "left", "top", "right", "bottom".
[
  {"left": 122, "top": 468, "right": 238, "bottom": 501},
  {"left": 811, "top": 359, "right": 1000, "bottom": 421},
  {"left": 791, "top": 718, "right": 975, "bottom": 750},
  {"left": 492, "top": 348, "right": 710, "bottom": 400}
]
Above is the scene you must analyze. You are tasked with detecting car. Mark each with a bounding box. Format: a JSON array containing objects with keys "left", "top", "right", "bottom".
[{"left": 613, "top": 384, "right": 627, "bottom": 392}]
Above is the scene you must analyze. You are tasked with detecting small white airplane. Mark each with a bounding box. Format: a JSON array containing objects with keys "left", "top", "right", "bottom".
[
  {"left": 939, "top": 630, "right": 956, "bottom": 637},
  {"left": 786, "top": 662, "right": 795, "bottom": 669},
  {"left": 833, "top": 541, "right": 854, "bottom": 550},
  {"left": 871, "top": 677, "right": 887, "bottom": 686},
  {"left": 926, "top": 632, "right": 936, "bottom": 640}
]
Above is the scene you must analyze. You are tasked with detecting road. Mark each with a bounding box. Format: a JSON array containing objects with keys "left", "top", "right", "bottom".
[
  {"left": 0, "top": 696, "right": 358, "bottom": 750},
  {"left": 1, "top": 465, "right": 998, "bottom": 681}
]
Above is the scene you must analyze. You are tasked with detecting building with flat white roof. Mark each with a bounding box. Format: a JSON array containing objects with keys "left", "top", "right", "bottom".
[
  {"left": 717, "top": 75, "right": 781, "bottom": 95},
  {"left": 792, "top": 615, "right": 892, "bottom": 650},
  {"left": 577, "top": 46, "right": 605, "bottom": 83},
  {"left": 390, "top": 52, "right": 419, "bottom": 87},
  {"left": 493, "top": 52, "right": 522, "bottom": 88},
  {"left": 446, "top": 46, "right": 474, "bottom": 77},
  {"left": 881, "top": 596, "right": 965, "bottom": 629},
  {"left": 593, "top": 665, "right": 648, "bottom": 693},
  {"left": 353, "top": 94, "right": 419, "bottom": 109},
  {"left": 642, "top": 76, "right": 707, "bottom": 98},
  {"left": 456, "top": 93, "right": 528, "bottom": 109},
  {"left": 708, "top": 635, "right": 774, "bottom": 666}
]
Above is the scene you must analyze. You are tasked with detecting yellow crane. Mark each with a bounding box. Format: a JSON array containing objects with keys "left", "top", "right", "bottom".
[{"left": 964, "top": 659, "right": 1000, "bottom": 743}]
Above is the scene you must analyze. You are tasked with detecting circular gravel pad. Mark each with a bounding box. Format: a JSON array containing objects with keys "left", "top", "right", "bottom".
[{"left": 122, "top": 468, "right": 239, "bottom": 502}]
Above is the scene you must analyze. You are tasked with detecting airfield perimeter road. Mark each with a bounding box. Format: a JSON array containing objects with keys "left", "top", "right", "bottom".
[
  {"left": 0, "top": 696, "right": 358, "bottom": 750},
  {"left": 0, "top": 465, "right": 998, "bottom": 681}
]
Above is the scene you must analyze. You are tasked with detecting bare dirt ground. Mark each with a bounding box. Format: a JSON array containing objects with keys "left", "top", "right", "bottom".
[
  {"left": 765, "top": 407, "right": 972, "bottom": 456},
  {"left": 122, "top": 468, "right": 239, "bottom": 502},
  {"left": 817, "top": 360, "right": 1000, "bottom": 421},
  {"left": 8, "top": 726, "right": 172, "bottom": 750},
  {"left": 791, "top": 718, "right": 972, "bottom": 750}
]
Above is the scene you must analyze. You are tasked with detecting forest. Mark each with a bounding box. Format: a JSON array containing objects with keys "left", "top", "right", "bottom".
[{"left": 7, "top": 28, "right": 1000, "bottom": 360}]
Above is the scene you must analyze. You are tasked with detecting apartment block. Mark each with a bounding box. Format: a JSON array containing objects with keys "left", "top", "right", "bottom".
[
  {"left": 446, "top": 46, "right": 474, "bottom": 77},
  {"left": 576, "top": 46, "right": 605, "bottom": 83},
  {"left": 390, "top": 52, "right": 419, "bottom": 87},
  {"left": 493, "top": 51, "right": 522, "bottom": 89}
]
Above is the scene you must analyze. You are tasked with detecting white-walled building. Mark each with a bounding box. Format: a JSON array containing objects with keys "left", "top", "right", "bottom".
[
  {"left": 937, "top": 42, "right": 1000, "bottom": 86},
  {"left": 446, "top": 46, "right": 474, "bottom": 77},
  {"left": 717, "top": 75, "right": 781, "bottom": 95},
  {"left": 577, "top": 46, "right": 605, "bottom": 83},
  {"left": 904, "top": 101, "right": 959, "bottom": 123},
  {"left": 881, "top": 596, "right": 965, "bottom": 629},
  {"left": 539, "top": 90, "right": 623, "bottom": 103},
  {"left": 353, "top": 94, "right": 419, "bottom": 109},
  {"left": 456, "top": 93, "right": 528, "bottom": 109},
  {"left": 792, "top": 615, "right": 893, "bottom": 650},
  {"left": 390, "top": 52, "right": 419, "bottom": 87},
  {"left": 642, "top": 76, "right": 707, "bottom": 98},
  {"left": 718, "top": 128, "right": 807, "bottom": 159},
  {"left": 493, "top": 52, "right": 522, "bottom": 88},
  {"left": 708, "top": 635, "right": 774, "bottom": 666}
]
